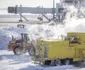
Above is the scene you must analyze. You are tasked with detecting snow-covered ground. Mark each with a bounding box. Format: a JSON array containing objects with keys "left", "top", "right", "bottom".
[{"left": 0, "top": 50, "right": 76, "bottom": 70}]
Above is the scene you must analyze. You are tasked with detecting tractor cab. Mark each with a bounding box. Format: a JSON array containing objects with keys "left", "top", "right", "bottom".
[
  {"left": 8, "top": 33, "right": 30, "bottom": 46},
  {"left": 21, "top": 33, "right": 31, "bottom": 43}
]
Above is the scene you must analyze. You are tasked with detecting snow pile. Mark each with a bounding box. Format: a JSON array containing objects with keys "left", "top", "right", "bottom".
[
  {"left": 62, "top": 4, "right": 85, "bottom": 33},
  {"left": 26, "top": 24, "right": 65, "bottom": 41},
  {"left": 64, "top": 18, "right": 85, "bottom": 32},
  {"left": 0, "top": 27, "right": 28, "bottom": 50}
]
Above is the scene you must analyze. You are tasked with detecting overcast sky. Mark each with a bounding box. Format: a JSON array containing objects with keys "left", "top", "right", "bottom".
[{"left": 0, "top": 0, "right": 60, "bottom": 8}]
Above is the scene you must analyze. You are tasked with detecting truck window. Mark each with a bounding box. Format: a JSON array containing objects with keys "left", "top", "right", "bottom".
[{"left": 69, "top": 36, "right": 79, "bottom": 44}]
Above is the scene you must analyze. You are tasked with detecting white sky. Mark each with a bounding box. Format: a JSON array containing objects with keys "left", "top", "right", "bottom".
[{"left": 0, "top": 0, "right": 60, "bottom": 8}]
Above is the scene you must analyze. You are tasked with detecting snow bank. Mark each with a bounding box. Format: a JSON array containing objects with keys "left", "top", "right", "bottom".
[{"left": 0, "top": 27, "right": 28, "bottom": 50}]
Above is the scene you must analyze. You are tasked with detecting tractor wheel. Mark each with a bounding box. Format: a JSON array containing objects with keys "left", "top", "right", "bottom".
[
  {"left": 54, "top": 59, "right": 61, "bottom": 66},
  {"left": 64, "top": 59, "right": 70, "bottom": 65},
  {"left": 28, "top": 47, "right": 35, "bottom": 56},
  {"left": 13, "top": 46, "right": 23, "bottom": 55}
]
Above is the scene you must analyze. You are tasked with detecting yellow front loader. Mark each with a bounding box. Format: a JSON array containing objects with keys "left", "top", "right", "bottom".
[{"left": 29, "top": 32, "right": 85, "bottom": 66}]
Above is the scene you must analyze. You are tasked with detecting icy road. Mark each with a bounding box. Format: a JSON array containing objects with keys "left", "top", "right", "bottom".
[
  {"left": 0, "top": 50, "right": 75, "bottom": 70},
  {"left": 0, "top": 50, "right": 85, "bottom": 70}
]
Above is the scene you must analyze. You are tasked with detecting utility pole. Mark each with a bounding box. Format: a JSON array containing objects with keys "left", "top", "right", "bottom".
[
  {"left": 19, "top": 5, "right": 23, "bottom": 22},
  {"left": 53, "top": 0, "right": 55, "bottom": 20}
]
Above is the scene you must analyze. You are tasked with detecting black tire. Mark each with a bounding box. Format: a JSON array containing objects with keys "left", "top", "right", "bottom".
[
  {"left": 64, "top": 59, "right": 70, "bottom": 65},
  {"left": 13, "top": 46, "right": 23, "bottom": 55},
  {"left": 54, "top": 59, "right": 61, "bottom": 66},
  {"left": 28, "top": 47, "right": 35, "bottom": 56}
]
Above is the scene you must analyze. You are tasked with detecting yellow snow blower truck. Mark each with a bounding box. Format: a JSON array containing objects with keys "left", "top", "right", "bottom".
[
  {"left": 29, "top": 32, "right": 85, "bottom": 66},
  {"left": 7, "top": 33, "right": 35, "bottom": 55}
]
